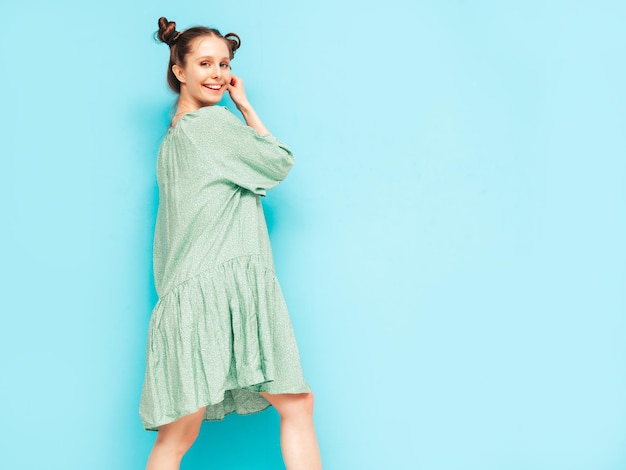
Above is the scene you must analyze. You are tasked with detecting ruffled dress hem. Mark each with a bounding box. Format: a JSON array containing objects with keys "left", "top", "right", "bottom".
[
  {"left": 142, "top": 384, "right": 318, "bottom": 431},
  {"left": 139, "top": 254, "right": 311, "bottom": 431}
]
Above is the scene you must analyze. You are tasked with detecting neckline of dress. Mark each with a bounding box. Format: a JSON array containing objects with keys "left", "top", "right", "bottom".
[{"left": 168, "top": 105, "right": 225, "bottom": 132}]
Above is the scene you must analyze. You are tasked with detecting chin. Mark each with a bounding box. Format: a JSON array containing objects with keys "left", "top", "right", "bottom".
[{"left": 202, "top": 95, "right": 226, "bottom": 107}]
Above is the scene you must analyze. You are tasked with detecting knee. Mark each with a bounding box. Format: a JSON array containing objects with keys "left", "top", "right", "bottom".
[
  {"left": 301, "top": 392, "right": 315, "bottom": 415},
  {"left": 155, "top": 425, "right": 200, "bottom": 457},
  {"left": 279, "top": 392, "right": 315, "bottom": 420},
  {"left": 180, "top": 427, "right": 201, "bottom": 452}
]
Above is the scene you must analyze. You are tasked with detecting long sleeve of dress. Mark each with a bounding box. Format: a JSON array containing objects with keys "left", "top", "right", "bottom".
[{"left": 182, "top": 106, "right": 295, "bottom": 196}]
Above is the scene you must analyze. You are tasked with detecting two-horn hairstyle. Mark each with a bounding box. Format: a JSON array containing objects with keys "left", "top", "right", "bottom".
[{"left": 155, "top": 17, "right": 241, "bottom": 93}]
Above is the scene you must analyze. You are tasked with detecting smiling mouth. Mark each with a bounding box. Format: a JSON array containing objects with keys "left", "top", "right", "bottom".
[{"left": 203, "top": 84, "right": 223, "bottom": 91}]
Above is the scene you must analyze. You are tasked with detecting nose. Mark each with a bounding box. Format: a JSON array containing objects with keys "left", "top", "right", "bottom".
[{"left": 212, "top": 65, "right": 222, "bottom": 79}]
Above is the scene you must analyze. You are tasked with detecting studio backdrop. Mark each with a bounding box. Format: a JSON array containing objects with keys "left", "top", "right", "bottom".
[{"left": 1, "top": 1, "right": 625, "bottom": 469}]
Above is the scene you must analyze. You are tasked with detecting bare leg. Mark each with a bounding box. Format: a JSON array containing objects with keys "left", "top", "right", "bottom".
[
  {"left": 146, "top": 407, "right": 206, "bottom": 470},
  {"left": 261, "top": 392, "right": 322, "bottom": 470}
]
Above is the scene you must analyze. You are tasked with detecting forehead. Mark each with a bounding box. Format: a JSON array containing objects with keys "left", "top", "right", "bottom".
[{"left": 189, "top": 35, "right": 230, "bottom": 59}]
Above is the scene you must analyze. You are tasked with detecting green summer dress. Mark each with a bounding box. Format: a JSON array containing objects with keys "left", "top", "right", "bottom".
[{"left": 139, "top": 105, "right": 310, "bottom": 431}]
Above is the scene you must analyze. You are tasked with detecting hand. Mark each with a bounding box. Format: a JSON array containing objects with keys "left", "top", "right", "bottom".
[
  {"left": 227, "top": 75, "right": 269, "bottom": 134},
  {"left": 227, "top": 75, "right": 250, "bottom": 110}
]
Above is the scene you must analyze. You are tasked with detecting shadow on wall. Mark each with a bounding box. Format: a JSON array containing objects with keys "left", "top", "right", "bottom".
[
  {"left": 132, "top": 100, "right": 174, "bottom": 160},
  {"left": 183, "top": 409, "right": 284, "bottom": 469}
]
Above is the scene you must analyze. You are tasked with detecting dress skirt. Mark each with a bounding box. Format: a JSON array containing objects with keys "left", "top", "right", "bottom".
[{"left": 140, "top": 255, "right": 311, "bottom": 430}]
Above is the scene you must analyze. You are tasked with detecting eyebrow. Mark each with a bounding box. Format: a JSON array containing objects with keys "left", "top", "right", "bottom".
[{"left": 196, "top": 55, "right": 230, "bottom": 61}]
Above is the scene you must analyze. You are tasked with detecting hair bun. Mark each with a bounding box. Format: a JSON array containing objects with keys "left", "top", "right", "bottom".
[
  {"left": 157, "top": 16, "right": 180, "bottom": 46},
  {"left": 224, "top": 33, "right": 241, "bottom": 54}
]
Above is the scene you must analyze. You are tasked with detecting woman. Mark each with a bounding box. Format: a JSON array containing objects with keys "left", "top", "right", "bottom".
[{"left": 140, "top": 17, "right": 322, "bottom": 470}]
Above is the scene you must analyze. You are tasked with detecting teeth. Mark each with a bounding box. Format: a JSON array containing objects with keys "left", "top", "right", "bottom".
[{"left": 205, "top": 84, "right": 221, "bottom": 90}]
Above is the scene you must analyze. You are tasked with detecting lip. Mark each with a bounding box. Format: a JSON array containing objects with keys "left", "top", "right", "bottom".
[{"left": 203, "top": 83, "right": 224, "bottom": 92}]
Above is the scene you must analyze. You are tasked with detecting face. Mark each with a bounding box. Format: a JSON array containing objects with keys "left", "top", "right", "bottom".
[{"left": 173, "top": 35, "right": 232, "bottom": 109}]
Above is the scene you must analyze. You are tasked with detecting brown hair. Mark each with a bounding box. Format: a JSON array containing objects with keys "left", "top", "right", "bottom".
[{"left": 156, "top": 17, "right": 241, "bottom": 94}]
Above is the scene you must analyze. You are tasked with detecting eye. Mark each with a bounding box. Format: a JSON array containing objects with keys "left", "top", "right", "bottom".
[
  {"left": 200, "top": 61, "right": 210, "bottom": 67},
  {"left": 220, "top": 63, "right": 230, "bottom": 69}
]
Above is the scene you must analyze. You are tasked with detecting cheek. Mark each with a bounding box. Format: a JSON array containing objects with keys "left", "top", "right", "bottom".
[{"left": 186, "top": 68, "right": 201, "bottom": 85}]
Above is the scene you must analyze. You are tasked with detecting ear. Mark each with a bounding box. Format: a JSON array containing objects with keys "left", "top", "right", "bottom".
[{"left": 172, "top": 64, "right": 186, "bottom": 84}]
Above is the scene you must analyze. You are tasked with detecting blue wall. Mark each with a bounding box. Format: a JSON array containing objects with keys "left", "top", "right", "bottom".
[{"left": 1, "top": 1, "right": 625, "bottom": 469}]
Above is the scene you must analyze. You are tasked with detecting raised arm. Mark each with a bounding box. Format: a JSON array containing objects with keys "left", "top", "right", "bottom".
[
  {"left": 184, "top": 106, "right": 294, "bottom": 196},
  {"left": 227, "top": 75, "right": 271, "bottom": 135}
]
